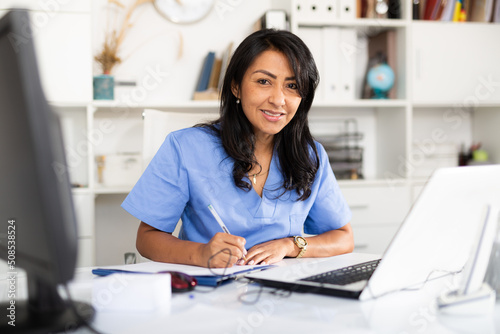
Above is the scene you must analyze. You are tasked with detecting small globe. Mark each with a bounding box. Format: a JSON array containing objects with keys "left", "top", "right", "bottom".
[{"left": 367, "top": 63, "right": 395, "bottom": 99}]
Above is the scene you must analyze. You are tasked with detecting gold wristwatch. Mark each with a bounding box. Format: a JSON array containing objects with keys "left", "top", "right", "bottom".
[{"left": 293, "top": 236, "right": 308, "bottom": 258}]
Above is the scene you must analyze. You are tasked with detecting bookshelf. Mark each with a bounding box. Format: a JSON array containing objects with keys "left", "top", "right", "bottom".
[{"left": 11, "top": 0, "right": 500, "bottom": 265}]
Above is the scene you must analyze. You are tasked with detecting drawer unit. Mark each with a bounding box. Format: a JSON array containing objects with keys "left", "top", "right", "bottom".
[
  {"left": 340, "top": 185, "right": 411, "bottom": 226},
  {"left": 352, "top": 224, "right": 400, "bottom": 255}
]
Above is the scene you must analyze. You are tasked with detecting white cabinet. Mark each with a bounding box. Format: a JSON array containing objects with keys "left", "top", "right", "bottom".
[
  {"left": 341, "top": 183, "right": 411, "bottom": 254},
  {"left": 412, "top": 22, "right": 500, "bottom": 104}
]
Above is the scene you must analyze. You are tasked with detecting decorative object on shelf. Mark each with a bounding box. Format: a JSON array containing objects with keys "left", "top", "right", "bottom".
[
  {"left": 93, "top": 74, "right": 114, "bottom": 100},
  {"left": 93, "top": 0, "right": 154, "bottom": 100},
  {"left": 367, "top": 62, "right": 395, "bottom": 99},
  {"left": 375, "top": 0, "right": 389, "bottom": 17},
  {"left": 253, "top": 9, "right": 289, "bottom": 31},
  {"left": 154, "top": 0, "right": 215, "bottom": 24},
  {"left": 362, "top": 30, "right": 397, "bottom": 100}
]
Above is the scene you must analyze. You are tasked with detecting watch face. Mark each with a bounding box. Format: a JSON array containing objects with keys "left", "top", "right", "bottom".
[
  {"left": 295, "top": 236, "right": 307, "bottom": 247},
  {"left": 154, "top": 0, "right": 214, "bottom": 24}
]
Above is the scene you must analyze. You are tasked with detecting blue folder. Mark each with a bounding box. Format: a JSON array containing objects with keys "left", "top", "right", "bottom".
[{"left": 92, "top": 265, "right": 273, "bottom": 287}]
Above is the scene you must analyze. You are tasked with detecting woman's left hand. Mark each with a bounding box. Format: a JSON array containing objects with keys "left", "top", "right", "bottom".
[{"left": 243, "top": 238, "right": 295, "bottom": 265}]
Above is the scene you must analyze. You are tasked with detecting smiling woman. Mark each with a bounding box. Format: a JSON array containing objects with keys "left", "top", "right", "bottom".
[{"left": 122, "top": 29, "right": 354, "bottom": 268}]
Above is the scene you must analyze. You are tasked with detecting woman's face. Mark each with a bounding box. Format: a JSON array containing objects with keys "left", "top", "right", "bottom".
[{"left": 233, "top": 50, "right": 302, "bottom": 140}]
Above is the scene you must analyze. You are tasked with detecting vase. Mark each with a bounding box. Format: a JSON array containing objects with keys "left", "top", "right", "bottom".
[{"left": 93, "top": 74, "right": 114, "bottom": 100}]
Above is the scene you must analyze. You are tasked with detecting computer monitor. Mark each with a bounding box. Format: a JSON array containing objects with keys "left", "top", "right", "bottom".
[{"left": 0, "top": 9, "right": 94, "bottom": 332}]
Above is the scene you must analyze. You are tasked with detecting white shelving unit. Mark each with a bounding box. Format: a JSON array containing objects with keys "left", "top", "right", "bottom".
[
  {"left": 287, "top": 0, "right": 500, "bottom": 254},
  {"left": 8, "top": 0, "right": 499, "bottom": 265}
]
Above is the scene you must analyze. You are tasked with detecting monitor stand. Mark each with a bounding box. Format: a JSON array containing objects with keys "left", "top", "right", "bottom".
[{"left": 0, "top": 276, "right": 95, "bottom": 333}]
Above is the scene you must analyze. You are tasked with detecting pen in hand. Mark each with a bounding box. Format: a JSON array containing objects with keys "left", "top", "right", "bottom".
[{"left": 207, "top": 204, "right": 247, "bottom": 261}]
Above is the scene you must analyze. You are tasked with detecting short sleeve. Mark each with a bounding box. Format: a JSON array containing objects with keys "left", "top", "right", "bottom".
[
  {"left": 121, "top": 132, "right": 189, "bottom": 232},
  {"left": 303, "top": 143, "right": 352, "bottom": 235}
]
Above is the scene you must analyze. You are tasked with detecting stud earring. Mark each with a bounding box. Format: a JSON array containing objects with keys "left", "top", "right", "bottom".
[{"left": 236, "top": 99, "right": 240, "bottom": 104}]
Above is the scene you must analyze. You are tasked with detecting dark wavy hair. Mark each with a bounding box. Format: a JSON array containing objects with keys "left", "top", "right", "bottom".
[{"left": 199, "top": 29, "right": 320, "bottom": 201}]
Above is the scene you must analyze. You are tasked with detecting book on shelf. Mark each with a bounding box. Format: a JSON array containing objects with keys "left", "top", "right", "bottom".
[
  {"left": 470, "top": 0, "right": 495, "bottom": 22},
  {"left": 195, "top": 51, "right": 215, "bottom": 93},
  {"left": 415, "top": 0, "right": 499, "bottom": 21},
  {"left": 494, "top": 0, "right": 500, "bottom": 22},
  {"left": 193, "top": 42, "right": 233, "bottom": 101},
  {"left": 218, "top": 42, "right": 233, "bottom": 92},
  {"left": 423, "top": 0, "right": 440, "bottom": 20}
]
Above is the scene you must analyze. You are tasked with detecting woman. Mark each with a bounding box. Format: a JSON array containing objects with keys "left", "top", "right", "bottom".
[{"left": 122, "top": 29, "right": 354, "bottom": 268}]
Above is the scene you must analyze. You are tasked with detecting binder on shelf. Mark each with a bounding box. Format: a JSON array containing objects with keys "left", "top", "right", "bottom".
[
  {"left": 294, "top": 0, "right": 338, "bottom": 24},
  {"left": 297, "top": 27, "right": 325, "bottom": 101},
  {"left": 322, "top": 27, "right": 341, "bottom": 102},
  {"left": 338, "top": 28, "right": 357, "bottom": 101},
  {"left": 339, "top": 0, "right": 357, "bottom": 20}
]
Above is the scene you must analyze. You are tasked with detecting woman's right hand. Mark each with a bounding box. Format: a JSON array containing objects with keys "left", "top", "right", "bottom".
[{"left": 199, "top": 232, "right": 247, "bottom": 268}]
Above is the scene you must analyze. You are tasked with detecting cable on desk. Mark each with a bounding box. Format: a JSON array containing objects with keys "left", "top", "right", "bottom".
[
  {"left": 237, "top": 282, "right": 292, "bottom": 305},
  {"left": 363, "top": 266, "right": 464, "bottom": 300}
]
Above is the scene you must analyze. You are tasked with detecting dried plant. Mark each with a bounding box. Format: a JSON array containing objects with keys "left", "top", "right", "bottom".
[{"left": 94, "top": 0, "right": 154, "bottom": 74}]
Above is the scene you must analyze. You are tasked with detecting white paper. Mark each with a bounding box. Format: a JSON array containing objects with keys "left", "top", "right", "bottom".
[{"left": 99, "top": 261, "right": 270, "bottom": 277}]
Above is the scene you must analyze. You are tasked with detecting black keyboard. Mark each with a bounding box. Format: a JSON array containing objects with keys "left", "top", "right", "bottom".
[{"left": 300, "top": 259, "right": 381, "bottom": 286}]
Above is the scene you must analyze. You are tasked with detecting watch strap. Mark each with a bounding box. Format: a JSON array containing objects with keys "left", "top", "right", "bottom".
[{"left": 293, "top": 236, "right": 307, "bottom": 258}]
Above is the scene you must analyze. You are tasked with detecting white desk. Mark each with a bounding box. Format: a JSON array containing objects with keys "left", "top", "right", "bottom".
[{"left": 3, "top": 260, "right": 500, "bottom": 334}]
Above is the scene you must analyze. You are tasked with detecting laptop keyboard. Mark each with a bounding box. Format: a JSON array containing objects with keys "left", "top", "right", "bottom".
[{"left": 300, "top": 259, "right": 381, "bottom": 286}]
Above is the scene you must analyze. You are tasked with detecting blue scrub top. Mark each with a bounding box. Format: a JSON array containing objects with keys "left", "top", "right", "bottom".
[{"left": 122, "top": 126, "right": 351, "bottom": 249}]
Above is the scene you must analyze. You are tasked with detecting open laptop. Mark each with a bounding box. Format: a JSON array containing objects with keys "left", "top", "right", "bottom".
[{"left": 246, "top": 165, "right": 500, "bottom": 300}]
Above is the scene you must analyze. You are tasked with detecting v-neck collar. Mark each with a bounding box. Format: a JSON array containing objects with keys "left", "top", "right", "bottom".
[{"left": 242, "top": 150, "right": 280, "bottom": 218}]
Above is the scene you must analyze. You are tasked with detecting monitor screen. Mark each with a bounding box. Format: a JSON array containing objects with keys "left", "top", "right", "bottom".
[{"left": 0, "top": 9, "right": 94, "bottom": 332}]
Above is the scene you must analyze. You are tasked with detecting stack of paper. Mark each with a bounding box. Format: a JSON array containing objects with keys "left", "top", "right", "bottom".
[{"left": 92, "top": 261, "right": 273, "bottom": 287}]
